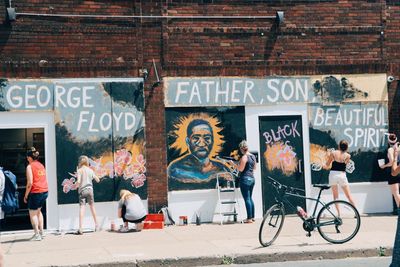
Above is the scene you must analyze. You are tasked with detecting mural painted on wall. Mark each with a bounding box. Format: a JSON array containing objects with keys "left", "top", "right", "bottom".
[
  {"left": 0, "top": 79, "right": 146, "bottom": 204},
  {"left": 164, "top": 74, "right": 387, "bottom": 107},
  {"left": 312, "top": 76, "right": 369, "bottom": 104},
  {"left": 259, "top": 115, "right": 305, "bottom": 213},
  {"left": 311, "top": 74, "right": 387, "bottom": 104},
  {"left": 55, "top": 81, "right": 146, "bottom": 204},
  {"left": 165, "top": 77, "right": 315, "bottom": 106},
  {"left": 309, "top": 103, "right": 388, "bottom": 183},
  {"left": 166, "top": 107, "right": 245, "bottom": 191}
]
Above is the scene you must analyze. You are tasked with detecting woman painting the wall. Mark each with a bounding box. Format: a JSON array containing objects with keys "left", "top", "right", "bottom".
[
  {"left": 325, "top": 140, "right": 356, "bottom": 211},
  {"left": 237, "top": 140, "right": 257, "bottom": 223}
]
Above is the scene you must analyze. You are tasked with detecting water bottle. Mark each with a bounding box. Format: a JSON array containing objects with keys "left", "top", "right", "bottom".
[
  {"left": 195, "top": 212, "right": 201, "bottom": 226},
  {"left": 296, "top": 206, "right": 308, "bottom": 219}
]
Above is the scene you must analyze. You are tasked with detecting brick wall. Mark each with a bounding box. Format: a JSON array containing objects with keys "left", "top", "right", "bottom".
[{"left": 1, "top": 0, "right": 400, "bottom": 211}]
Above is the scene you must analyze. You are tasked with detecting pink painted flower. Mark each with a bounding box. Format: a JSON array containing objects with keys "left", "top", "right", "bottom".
[
  {"left": 114, "top": 163, "right": 125, "bottom": 177},
  {"left": 132, "top": 154, "right": 146, "bottom": 174},
  {"left": 115, "top": 149, "right": 132, "bottom": 165},
  {"left": 104, "top": 161, "right": 115, "bottom": 178},
  {"left": 61, "top": 176, "right": 78, "bottom": 193},
  {"left": 123, "top": 165, "right": 135, "bottom": 180},
  {"left": 131, "top": 173, "right": 146, "bottom": 188},
  {"left": 277, "top": 145, "right": 297, "bottom": 166}
]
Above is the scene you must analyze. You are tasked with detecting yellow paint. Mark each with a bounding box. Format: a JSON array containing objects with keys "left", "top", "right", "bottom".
[
  {"left": 263, "top": 141, "right": 298, "bottom": 176},
  {"left": 310, "top": 143, "right": 330, "bottom": 170},
  {"left": 169, "top": 113, "right": 224, "bottom": 158}
]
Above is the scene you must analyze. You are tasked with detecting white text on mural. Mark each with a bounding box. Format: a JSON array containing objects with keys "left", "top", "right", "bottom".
[
  {"left": 5, "top": 84, "right": 136, "bottom": 132},
  {"left": 263, "top": 121, "right": 301, "bottom": 144},
  {"left": 312, "top": 106, "right": 387, "bottom": 148},
  {"left": 173, "top": 79, "right": 309, "bottom": 105}
]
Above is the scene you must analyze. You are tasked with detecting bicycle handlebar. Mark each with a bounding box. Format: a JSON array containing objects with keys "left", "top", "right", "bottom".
[{"left": 266, "top": 176, "right": 305, "bottom": 196}]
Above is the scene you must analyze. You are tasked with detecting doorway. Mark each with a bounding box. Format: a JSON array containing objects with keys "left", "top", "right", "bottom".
[
  {"left": 258, "top": 115, "right": 306, "bottom": 214},
  {"left": 0, "top": 128, "right": 46, "bottom": 231}
]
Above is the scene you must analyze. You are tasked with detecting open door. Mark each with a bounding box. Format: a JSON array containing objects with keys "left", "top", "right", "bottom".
[
  {"left": 259, "top": 115, "right": 305, "bottom": 214},
  {"left": 0, "top": 128, "right": 46, "bottom": 231}
]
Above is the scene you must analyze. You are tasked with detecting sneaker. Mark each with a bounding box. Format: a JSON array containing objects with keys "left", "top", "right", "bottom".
[
  {"left": 119, "top": 226, "right": 129, "bottom": 233},
  {"left": 30, "top": 233, "right": 42, "bottom": 241},
  {"left": 40, "top": 231, "right": 46, "bottom": 239}
]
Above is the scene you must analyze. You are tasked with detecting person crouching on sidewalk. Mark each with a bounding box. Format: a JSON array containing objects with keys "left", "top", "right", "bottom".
[
  {"left": 76, "top": 155, "right": 100, "bottom": 235},
  {"left": 118, "top": 190, "right": 147, "bottom": 232}
]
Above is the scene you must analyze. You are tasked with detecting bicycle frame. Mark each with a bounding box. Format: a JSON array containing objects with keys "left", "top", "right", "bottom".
[
  {"left": 260, "top": 176, "right": 361, "bottom": 246},
  {"left": 268, "top": 176, "right": 339, "bottom": 228}
]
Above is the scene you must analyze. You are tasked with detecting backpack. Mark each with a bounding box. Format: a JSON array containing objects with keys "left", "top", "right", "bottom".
[
  {"left": 1, "top": 168, "right": 19, "bottom": 214},
  {"left": 159, "top": 206, "right": 175, "bottom": 226}
]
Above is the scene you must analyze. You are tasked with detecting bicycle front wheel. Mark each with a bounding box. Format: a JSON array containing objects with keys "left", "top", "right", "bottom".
[
  {"left": 317, "top": 200, "right": 361, "bottom": 244},
  {"left": 259, "top": 203, "right": 285, "bottom": 247}
]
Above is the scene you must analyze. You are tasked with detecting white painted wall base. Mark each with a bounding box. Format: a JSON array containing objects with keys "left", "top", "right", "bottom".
[
  {"left": 167, "top": 181, "right": 394, "bottom": 226},
  {"left": 56, "top": 200, "right": 148, "bottom": 232},
  {"left": 168, "top": 189, "right": 247, "bottom": 224},
  {"left": 308, "top": 182, "right": 394, "bottom": 215}
]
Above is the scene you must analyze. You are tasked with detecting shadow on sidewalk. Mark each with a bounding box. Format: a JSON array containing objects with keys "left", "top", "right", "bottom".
[{"left": 2, "top": 237, "right": 31, "bottom": 244}]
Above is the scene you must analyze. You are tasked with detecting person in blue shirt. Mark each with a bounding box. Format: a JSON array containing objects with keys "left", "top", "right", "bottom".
[{"left": 237, "top": 140, "right": 257, "bottom": 223}]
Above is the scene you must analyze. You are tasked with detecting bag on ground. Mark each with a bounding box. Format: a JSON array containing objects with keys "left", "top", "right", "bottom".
[
  {"left": 1, "top": 168, "right": 19, "bottom": 214},
  {"left": 159, "top": 206, "right": 175, "bottom": 226}
]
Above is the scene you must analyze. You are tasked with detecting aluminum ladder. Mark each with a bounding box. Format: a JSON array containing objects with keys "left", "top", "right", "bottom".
[{"left": 215, "top": 173, "right": 241, "bottom": 225}]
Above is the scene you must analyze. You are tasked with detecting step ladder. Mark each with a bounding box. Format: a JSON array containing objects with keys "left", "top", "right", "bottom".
[{"left": 215, "top": 173, "right": 241, "bottom": 225}]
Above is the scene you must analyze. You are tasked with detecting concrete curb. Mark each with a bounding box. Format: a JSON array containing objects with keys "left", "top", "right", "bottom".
[{"left": 53, "top": 247, "right": 394, "bottom": 267}]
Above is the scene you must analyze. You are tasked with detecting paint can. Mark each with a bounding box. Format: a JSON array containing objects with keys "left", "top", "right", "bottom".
[
  {"left": 179, "top": 216, "right": 188, "bottom": 226},
  {"left": 110, "top": 220, "right": 116, "bottom": 231}
]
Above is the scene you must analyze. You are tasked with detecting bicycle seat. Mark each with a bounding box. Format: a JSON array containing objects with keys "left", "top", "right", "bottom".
[{"left": 313, "top": 184, "right": 331, "bottom": 190}]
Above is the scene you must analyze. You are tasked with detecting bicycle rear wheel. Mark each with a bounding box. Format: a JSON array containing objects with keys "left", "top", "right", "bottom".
[
  {"left": 317, "top": 200, "right": 361, "bottom": 244},
  {"left": 259, "top": 203, "right": 285, "bottom": 247}
]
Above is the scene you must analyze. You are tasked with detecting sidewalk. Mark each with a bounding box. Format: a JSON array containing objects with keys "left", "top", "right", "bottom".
[{"left": 1, "top": 214, "right": 397, "bottom": 267}]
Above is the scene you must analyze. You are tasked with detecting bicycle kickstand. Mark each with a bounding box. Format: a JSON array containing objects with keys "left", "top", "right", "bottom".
[{"left": 306, "top": 231, "right": 312, "bottom": 237}]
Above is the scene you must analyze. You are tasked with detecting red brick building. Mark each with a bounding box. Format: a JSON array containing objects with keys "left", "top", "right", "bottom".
[{"left": 0, "top": 1, "right": 399, "bottom": 230}]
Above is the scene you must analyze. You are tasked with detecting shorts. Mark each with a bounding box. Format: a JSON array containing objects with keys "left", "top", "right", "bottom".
[
  {"left": 79, "top": 187, "right": 94, "bottom": 205},
  {"left": 28, "top": 192, "right": 48, "bottom": 210},
  {"left": 121, "top": 205, "right": 147, "bottom": 223},
  {"left": 388, "top": 175, "right": 400, "bottom": 185},
  {"left": 329, "top": 171, "right": 349, "bottom": 186}
]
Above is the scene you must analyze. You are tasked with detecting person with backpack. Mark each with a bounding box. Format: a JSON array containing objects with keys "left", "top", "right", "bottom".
[
  {"left": 75, "top": 155, "right": 100, "bottom": 235},
  {"left": 1, "top": 168, "right": 19, "bottom": 216},
  {"left": 24, "top": 147, "right": 48, "bottom": 241}
]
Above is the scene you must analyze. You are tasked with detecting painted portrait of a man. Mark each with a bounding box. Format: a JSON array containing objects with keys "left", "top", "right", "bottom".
[
  {"left": 166, "top": 108, "right": 246, "bottom": 190},
  {"left": 168, "top": 118, "right": 231, "bottom": 183}
]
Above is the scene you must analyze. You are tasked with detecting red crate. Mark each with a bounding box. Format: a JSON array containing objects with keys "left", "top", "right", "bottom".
[
  {"left": 145, "top": 214, "right": 164, "bottom": 222},
  {"left": 143, "top": 214, "right": 164, "bottom": 229}
]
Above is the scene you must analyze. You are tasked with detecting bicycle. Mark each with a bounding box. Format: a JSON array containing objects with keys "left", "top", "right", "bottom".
[{"left": 259, "top": 176, "right": 361, "bottom": 247}]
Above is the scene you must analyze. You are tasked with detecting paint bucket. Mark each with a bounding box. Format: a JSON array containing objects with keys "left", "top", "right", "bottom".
[
  {"left": 110, "top": 220, "right": 116, "bottom": 231},
  {"left": 179, "top": 216, "right": 188, "bottom": 226}
]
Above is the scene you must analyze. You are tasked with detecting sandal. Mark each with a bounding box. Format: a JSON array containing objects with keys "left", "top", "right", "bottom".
[{"left": 75, "top": 230, "right": 83, "bottom": 235}]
